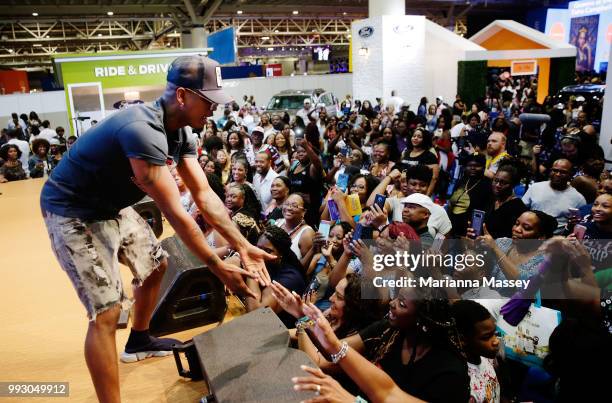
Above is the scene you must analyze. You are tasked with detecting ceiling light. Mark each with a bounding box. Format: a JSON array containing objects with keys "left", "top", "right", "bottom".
[
  {"left": 267, "top": 47, "right": 274, "bottom": 51},
  {"left": 292, "top": 10, "right": 299, "bottom": 15},
  {"left": 98, "top": 33, "right": 102, "bottom": 37},
  {"left": 8, "top": 49, "right": 14, "bottom": 53},
  {"left": 32, "top": 12, "right": 39, "bottom": 16},
  {"left": 262, "top": 36, "right": 270, "bottom": 40},
  {"left": 107, "top": 11, "right": 114, "bottom": 16},
  {"left": 343, "top": 12, "right": 347, "bottom": 16},
  {"left": 237, "top": 10, "right": 243, "bottom": 15},
  {"left": 33, "top": 43, "right": 42, "bottom": 47},
  {"left": 274, "top": 29, "right": 279, "bottom": 33}
]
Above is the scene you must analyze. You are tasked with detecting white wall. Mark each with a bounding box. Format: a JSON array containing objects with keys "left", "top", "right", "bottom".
[
  {"left": 601, "top": 42, "right": 612, "bottom": 168},
  {"left": 352, "top": 16, "right": 427, "bottom": 111},
  {"left": 0, "top": 75, "right": 353, "bottom": 131},
  {"left": 220, "top": 73, "right": 353, "bottom": 108},
  {"left": 425, "top": 26, "right": 462, "bottom": 107},
  {"left": 0, "top": 91, "right": 70, "bottom": 132}
]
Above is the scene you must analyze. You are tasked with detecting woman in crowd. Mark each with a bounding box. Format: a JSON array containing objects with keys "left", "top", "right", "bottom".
[
  {"left": 484, "top": 163, "right": 528, "bottom": 239},
  {"left": 203, "top": 160, "right": 223, "bottom": 179},
  {"left": 259, "top": 113, "right": 274, "bottom": 135},
  {"left": 370, "top": 142, "right": 395, "bottom": 180},
  {"left": 571, "top": 192, "right": 612, "bottom": 272},
  {"left": 224, "top": 183, "right": 262, "bottom": 244},
  {"left": 216, "top": 149, "right": 232, "bottom": 184},
  {"left": 263, "top": 176, "right": 291, "bottom": 222},
  {"left": 304, "top": 221, "right": 353, "bottom": 309},
  {"left": 360, "top": 100, "right": 377, "bottom": 120},
  {"left": 274, "top": 131, "right": 292, "bottom": 174},
  {"left": 477, "top": 210, "right": 557, "bottom": 295},
  {"left": 28, "top": 138, "right": 52, "bottom": 178},
  {"left": 243, "top": 225, "right": 305, "bottom": 328},
  {"left": 401, "top": 128, "right": 439, "bottom": 195},
  {"left": 426, "top": 104, "right": 438, "bottom": 132},
  {"left": 292, "top": 287, "right": 470, "bottom": 403},
  {"left": 206, "top": 118, "right": 218, "bottom": 136},
  {"left": 49, "top": 140, "right": 64, "bottom": 169},
  {"left": 447, "top": 153, "right": 492, "bottom": 237},
  {"left": 229, "top": 159, "right": 253, "bottom": 188},
  {"left": 274, "top": 193, "right": 315, "bottom": 269},
  {"left": 226, "top": 131, "right": 247, "bottom": 159},
  {"left": 288, "top": 140, "right": 324, "bottom": 227},
  {"left": 0, "top": 144, "right": 27, "bottom": 182}
]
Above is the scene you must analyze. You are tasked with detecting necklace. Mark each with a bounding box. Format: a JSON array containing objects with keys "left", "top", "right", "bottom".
[{"left": 284, "top": 219, "right": 305, "bottom": 237}]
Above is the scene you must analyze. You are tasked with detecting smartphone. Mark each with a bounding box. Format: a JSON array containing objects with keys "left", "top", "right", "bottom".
[
  {"left": 471, "top": 209, "right": 486, "bottom": 237},
  {"left": 374, "top": 194, "right": 387, "bottom": 210},
  {"left": 352, "top": 223, "right": 363, "bottom": 242},
  {"left": 568, "top": 208, "right": 581, "bottom": 220},
  {"left": 573, "top": 224, "right": 587, "bottom": 240},
  {"left": 318, "top": 220, "right": 332, "bottom": 239},
  {"left": 328, "top": 199, "right": 341, "bottom": 221},
  {"left": 336, "top": 173, "right": 349, "bottom": 193},
  {"left": 431, "top": 233, "right": 445, "bottom": 253}
]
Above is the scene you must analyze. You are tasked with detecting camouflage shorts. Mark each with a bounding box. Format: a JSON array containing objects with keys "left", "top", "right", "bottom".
[{"left": 43, "top": 207, "right": 168, "bottom": 321}]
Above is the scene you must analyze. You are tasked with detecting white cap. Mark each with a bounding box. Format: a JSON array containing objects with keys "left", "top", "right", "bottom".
[
  {"left": 436, "top": 95, "right": 444, "bottom": 101},
  {"left": 400, "top": 193, "right": 434, "bottom": 212},
  {"left": 303, "top": 98, "right": 312, "bottom": 105},
  {"left": 575, "top": 96, "right": 586, "bottom": 102},
  {"left": 252, "top": 126, "right": 265, "bottom": 134}
]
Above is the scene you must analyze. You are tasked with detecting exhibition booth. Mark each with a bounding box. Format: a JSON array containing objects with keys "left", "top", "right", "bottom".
[{"left": 52, "top": 48, "right": 210, "bottom": 135}]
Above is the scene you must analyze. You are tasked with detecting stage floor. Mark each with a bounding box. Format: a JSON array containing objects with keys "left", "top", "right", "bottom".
[{"left": 0, "top": 179, "right": 245, "bottom": 402}]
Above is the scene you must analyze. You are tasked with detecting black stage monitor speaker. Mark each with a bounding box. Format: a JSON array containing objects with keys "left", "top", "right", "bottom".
[
  {"left": 149, "top": 235, "right": 227, "bottom": 336},
  {"left": 188, "top": 308, "right": 318, "bottom": 402},
  {"left": 132, "top": 196, "right": 163, "bottom": 238}
]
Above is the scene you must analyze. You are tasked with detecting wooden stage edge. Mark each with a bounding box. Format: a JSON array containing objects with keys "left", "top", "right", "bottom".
[{"left": 0, "top": 179, "right": 246, "bottom": 402}]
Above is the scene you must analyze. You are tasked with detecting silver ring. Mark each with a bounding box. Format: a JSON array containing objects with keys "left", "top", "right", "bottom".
[{"left": 315, "top": 384, "right": 321, "bottom": 395}]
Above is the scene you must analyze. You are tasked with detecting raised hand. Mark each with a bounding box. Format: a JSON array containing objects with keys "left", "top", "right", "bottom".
[
  {"left": 270, "top": 280, "right": 306, "bottom": 319},
  {"left": 292, "top": 365, "right": 355, "bottom": 403}
]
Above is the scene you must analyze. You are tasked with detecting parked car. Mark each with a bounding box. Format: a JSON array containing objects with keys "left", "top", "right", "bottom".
[
  {"left": 555, "top": 84, "right": 605, "bottom": 103},
  {"left": 264, "top": 89, "right": 338, "bottom": 118}
]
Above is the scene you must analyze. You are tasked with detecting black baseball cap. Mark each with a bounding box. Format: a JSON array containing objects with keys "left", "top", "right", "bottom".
[{"left": 166, "top": 55, "right": 233, "bottom": 105}]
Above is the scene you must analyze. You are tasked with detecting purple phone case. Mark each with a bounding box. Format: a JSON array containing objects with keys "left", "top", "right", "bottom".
[{"left": 328, "top": 199, "right": 341, "bottom": 221}]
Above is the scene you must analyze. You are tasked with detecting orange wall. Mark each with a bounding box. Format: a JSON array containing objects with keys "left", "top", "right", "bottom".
[
  {"left": 480, "top": 29, "right": 547, "bottom": 51},
  {"left": 0, "top": 70, "right": 29, "bottom": 94},
  {"left": 487, "top": 58, "right": 550, "bottom": 103}
]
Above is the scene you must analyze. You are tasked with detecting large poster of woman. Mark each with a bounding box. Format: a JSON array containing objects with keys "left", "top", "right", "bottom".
[{"left": 570, "top": 15, "right": 599, "bottom": 72}]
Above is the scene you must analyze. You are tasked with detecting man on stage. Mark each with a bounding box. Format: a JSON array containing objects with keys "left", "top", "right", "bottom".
[{"left": 40, "top": 55, "right": 273, "bottom": 402}]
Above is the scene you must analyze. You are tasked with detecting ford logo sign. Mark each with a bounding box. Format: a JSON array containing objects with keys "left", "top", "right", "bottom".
[
  {"left": 393, "top": 24, "right": 414, "bottom": 34},
  {"left": 358, "top": 26, "right": 374, "bottom": 38}
]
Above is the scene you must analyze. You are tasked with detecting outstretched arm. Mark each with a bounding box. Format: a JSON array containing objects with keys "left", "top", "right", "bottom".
[{"left": 177, "top": 157, "right": 274, "bottom": 285}]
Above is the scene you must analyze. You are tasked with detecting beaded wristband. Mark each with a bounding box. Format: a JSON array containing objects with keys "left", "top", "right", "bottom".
[{"left": 330, "top": 341, "right": 349, "bottom": 364}]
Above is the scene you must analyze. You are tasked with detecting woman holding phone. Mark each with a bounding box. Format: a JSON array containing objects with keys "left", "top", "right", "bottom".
[{"left": 476, "top": 210, "right": 557, "bottom": 296}]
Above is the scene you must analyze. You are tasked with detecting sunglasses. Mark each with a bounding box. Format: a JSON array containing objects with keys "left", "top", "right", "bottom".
[{"left": 183, "top": 87, "right": 218, "bottom": 112}]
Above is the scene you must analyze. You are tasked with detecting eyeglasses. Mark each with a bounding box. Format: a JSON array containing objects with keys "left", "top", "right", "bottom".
[
  {"left": 282, "top": 203, "right": 304, "bottom": 210},
  {"left": 183, "top": 87, "right": 218, "bottom": 112},
  {"left": 351, "top": 184, "right": 366, "bottom": 190}
]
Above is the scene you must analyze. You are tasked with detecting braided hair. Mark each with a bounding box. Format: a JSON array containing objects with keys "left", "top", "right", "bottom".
[
  {"left": 369, "top": 286, "right": 465, "bottom": 365},
  {"left": 261, "top": 225, "right": 304, "bottom": 274}
]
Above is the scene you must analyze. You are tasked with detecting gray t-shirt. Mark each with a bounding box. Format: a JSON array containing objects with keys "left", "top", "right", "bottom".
[
  {"left": 521, "top": 180, "right": 586, "bottom": 233},
  {"left": 40, "top": 99, "right": 196, "bottom": 219}
]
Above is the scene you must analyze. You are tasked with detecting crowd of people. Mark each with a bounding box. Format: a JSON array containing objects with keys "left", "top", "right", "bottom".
[
  {"left": 175, "top": 71, "right": 609, "bottom": 402},
  {"left": 6, "top": 67, "right": 611, "bottom": 402},
  {"left": 0, "top": 111, "right": 77, "bottom": 182}
]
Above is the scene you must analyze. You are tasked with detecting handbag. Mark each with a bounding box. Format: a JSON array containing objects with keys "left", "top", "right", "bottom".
[{"left": 496, "top": 293, "right": 562, "bottom": 367}]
